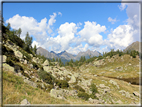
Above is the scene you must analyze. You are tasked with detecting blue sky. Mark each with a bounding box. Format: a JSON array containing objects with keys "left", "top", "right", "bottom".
[{"left": 3, "top": 2, "right": 140, "bottom": 55}]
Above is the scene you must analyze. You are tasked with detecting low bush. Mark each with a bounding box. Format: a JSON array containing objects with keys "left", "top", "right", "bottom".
[
  {"left": 38, "top": 70, "right": 55, "bottom": 85},
  {"left": 32, "top": 62, "right": 39, "bottom": 69},
  {"left": 77, "top": 92, "right": 90, "bottom": 100},
  {"left": 55, "top": 80, "right": 69, "bottom": 88},
  {"left": 14, "top": 64, "right": 24, "bottom": 73},
  {"left": 90, "top": 83, "right": 98, "bottom": 94},
  {"left": 74, "top": 85, "right": 85, "bottom": 92},
  {"left": 90, "top": 83, "right": 98, "bottom": 99}
]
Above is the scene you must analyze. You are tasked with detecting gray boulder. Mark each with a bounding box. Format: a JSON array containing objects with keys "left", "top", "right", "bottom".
[
  {"left": 3, "top": 63, "right": 14, "bottom": 72},
  {"left": 24, "top": 60, "right": 27, "bottom": 64},
  {"left": 50, "top": 89, "right": 65, "bottom": 100},
  {"left": 68, "top": 75, "right": 76, "bottom": 83},
  {"left": 109, "top": 80, "right": 119, "bottom": 89},
  {"left": 20, "top": 99, "right": 30, "bottom": 105},
  {"left": 133, "top": 91, "right": 140, "bottom": 97},
  {"left": 14, "top": 50, "right": 23, "bottom": 59},
  {"left": 28, "top": 64, "right": 33, "bottom": 69},
  {"left": 88, "top": 98, "right": 100, "bottom": 104},
  {"left": 24, "top": 79, "right": 37, "bottom": 88},
  {"left": 3, "top": 55, "right": 7, "bottom": 63},
  {"left": 43, "top": 60, "right": 49, "bottom": 66}
]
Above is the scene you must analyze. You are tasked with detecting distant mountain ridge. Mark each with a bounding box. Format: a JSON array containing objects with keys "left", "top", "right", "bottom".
[
  {"left": 37, "top": 47, "right": 101, "bottom": 62},
  {"left": 123, "top": 41, "right": 141, "bottom": 53}
]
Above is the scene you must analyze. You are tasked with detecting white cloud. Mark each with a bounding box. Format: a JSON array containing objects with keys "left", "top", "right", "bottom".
[
  {"left": 108, "top": 17, "right": 118, "bottom": 24},
  {"left": 78, "top": 21, "right": 106, "bottom": 47},
  {"left": 67, "top": 44, "right": 89, "bottom": 55},
  {"left": 118, "top": 2, "right": 140, "bottom": 41},
  {"left": 105, "top": 25, "right": 137, "bottom": 50},
  {"left": 58, "top": 12, "right": 62, "bottom": 16},
  {"left": 6, "top": 13, "right": 59, "bottom": 46},
  {"left": 47, "top": 12, "right": 57, "bottom": 34},
  {"left": 32, "top": 40, "right": 40, "bottom": 48},
  {"left": 43, "top": 22, "right": 79, "bottom": 53},
  {"left": 118, "top": 3, "right": 127, "bottom": 11}
]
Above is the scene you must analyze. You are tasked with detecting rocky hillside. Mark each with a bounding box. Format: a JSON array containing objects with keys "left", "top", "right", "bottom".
[{"left": 2, "top": 38, "right": 141, "bottom": 105}]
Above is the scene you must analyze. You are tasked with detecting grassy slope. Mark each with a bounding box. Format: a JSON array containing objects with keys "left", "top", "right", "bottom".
[{"left": 3, "top": 70, "right": 69, "bottom": 104}]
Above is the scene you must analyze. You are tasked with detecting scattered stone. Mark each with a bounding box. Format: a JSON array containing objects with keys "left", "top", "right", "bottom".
[
  {"left": 43, "top": 60, "right": 49, "bottom": 66},
  {"left": 115, "top": 67, "right": 123, "bottom": 71},
  {"left": 133, "top": 91, "right": 140, "bottom": 97},
  {"left": 29, "top": 54, "right": 33, "bottom": 58},
  {"left": 119, "top": 90, "right": 130, "bottom": 98},
  {"left": 99, "top": 84, "right": 110, "bottom": 89},
  {"left": 29, "top": 64, "right": 33, "bottom": 69},
  {"left": 95, "top": 93, "right": 100, "bottom": 98},
  {"left": 24, "top": 79, "right": 37, "bottom": 88},
  {"left": 88, "top": 98, "right": 100, "bottom": 104},
  {"left": 3, "top": 63, "right": 14, "bottom": 72},
  {"left": 14, "top": 50, "right": 23, "bottom": 58},
  {"left": 3, "top": 55, "right": 7, "bottom": 63},
  {"left": 109, "top": 80, "right": 119, "bottom": 89},
  {"left": 94, "top": 75, "right": 97, "bottom": 77},
  {"left": 24, "top": 60, "right": 27, "bottom": 64},
  {"left": 19, "top": 58, "right": 24, "bottom": 63},
  {"left": 109, "top": 69, "right": 113, "bottom": 72},
  {"left": 20, "top": 99, "right": 30, "bottom": 105},
  {"left": 116, "top": 100, "right": 123, "bottom": 104},
  {"left": 50, "top": 89, "right": 65, "bottom": 100},
  {"left": 68, "top": 75, "right": 76, "bottom": 83}
]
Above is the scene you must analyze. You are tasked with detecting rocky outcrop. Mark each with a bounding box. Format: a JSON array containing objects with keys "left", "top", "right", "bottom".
[
  {"left": 43, "top": 60, "right": 49, "bottom": 66},
  {"left": 20, "top": 99, "right": 30, "bottom": 105},
  {"left": 24, "top": 79, "right": 37, "bottom": 88},
  {"left": 3, "top": 63, "right": 14, "bottom": 72},
  {"left": 133, "top": 91, "right": 140, "bottom": 97},
  {"left": 14, "top": 50, "right": 23, "bottom": 59},
  {"left": 50, "top": 89, "right": 66, "bottom": 100},
  {"left": 88, "top": 98, "right": 101, "bottom": 104},
  {"left": 68, "top": 75, "right": 76, "bottom": 83}
]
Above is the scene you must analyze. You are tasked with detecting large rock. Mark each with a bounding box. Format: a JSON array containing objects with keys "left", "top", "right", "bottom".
[
  {"left": 14, "top": 50, "right": 23, "bottom": 59},
  {"left": 43, "top": 60, "right": 49, "bottom": 66},
  {"left": 24, "top": 79, "right": 37, "bottom": 88},
  {"left": 32, "top": 57, "right": 39, "bottom": 63},
  {"left": 133, "top": 91, "right": 140, "bottom": 97},
  {"left": 50, "top": 89, "right": 65, "bottom": 99},
  {"left": 3, "top": 55, "right": 7, "bottom": 63},
  {"left": 20, "top": 99, "right": 30, "bottom": 105},
  {"left": 3, "top": 63, "right": 14, "bottom": 72},
  {"left": 68, "top": 75, "right": 76, "bottom": 83},
  {"left": 88, "top": 98, "right": 100, "bottom": 104},
  {"left": 28, "top": 64, "right": 33, "bottom": 69},
  {"left": 24, "top": 60, "right": 27, "bottom": 64},
  {"left": 43, "top": 66, "right": 50, "bottom": 72}
]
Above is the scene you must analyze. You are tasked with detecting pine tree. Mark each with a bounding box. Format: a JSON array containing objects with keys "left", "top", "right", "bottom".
[
  {"left": 17, "top": 28, "right": 22, "bottom": 37},
  {"left": 24, "top": 32, "right": 33, "bottom": 53},
  {"left": 33, "top": 45, "right": 37, "bottom": 54}
]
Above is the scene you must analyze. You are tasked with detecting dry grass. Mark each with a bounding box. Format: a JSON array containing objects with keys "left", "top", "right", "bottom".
[{"left": 3, "top": 70, "right": 69, "bottom": 104}]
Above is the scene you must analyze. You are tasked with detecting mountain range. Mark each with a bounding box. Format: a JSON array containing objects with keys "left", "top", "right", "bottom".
[
  {"left": 37, "top": 47, "right": 101, "bottom": 62},
  {"left": 37, "top": 41, "right": 141, "bottom": 63},
  {"left": 123, "top": 41, "right": 141, "bottom": 53}
]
